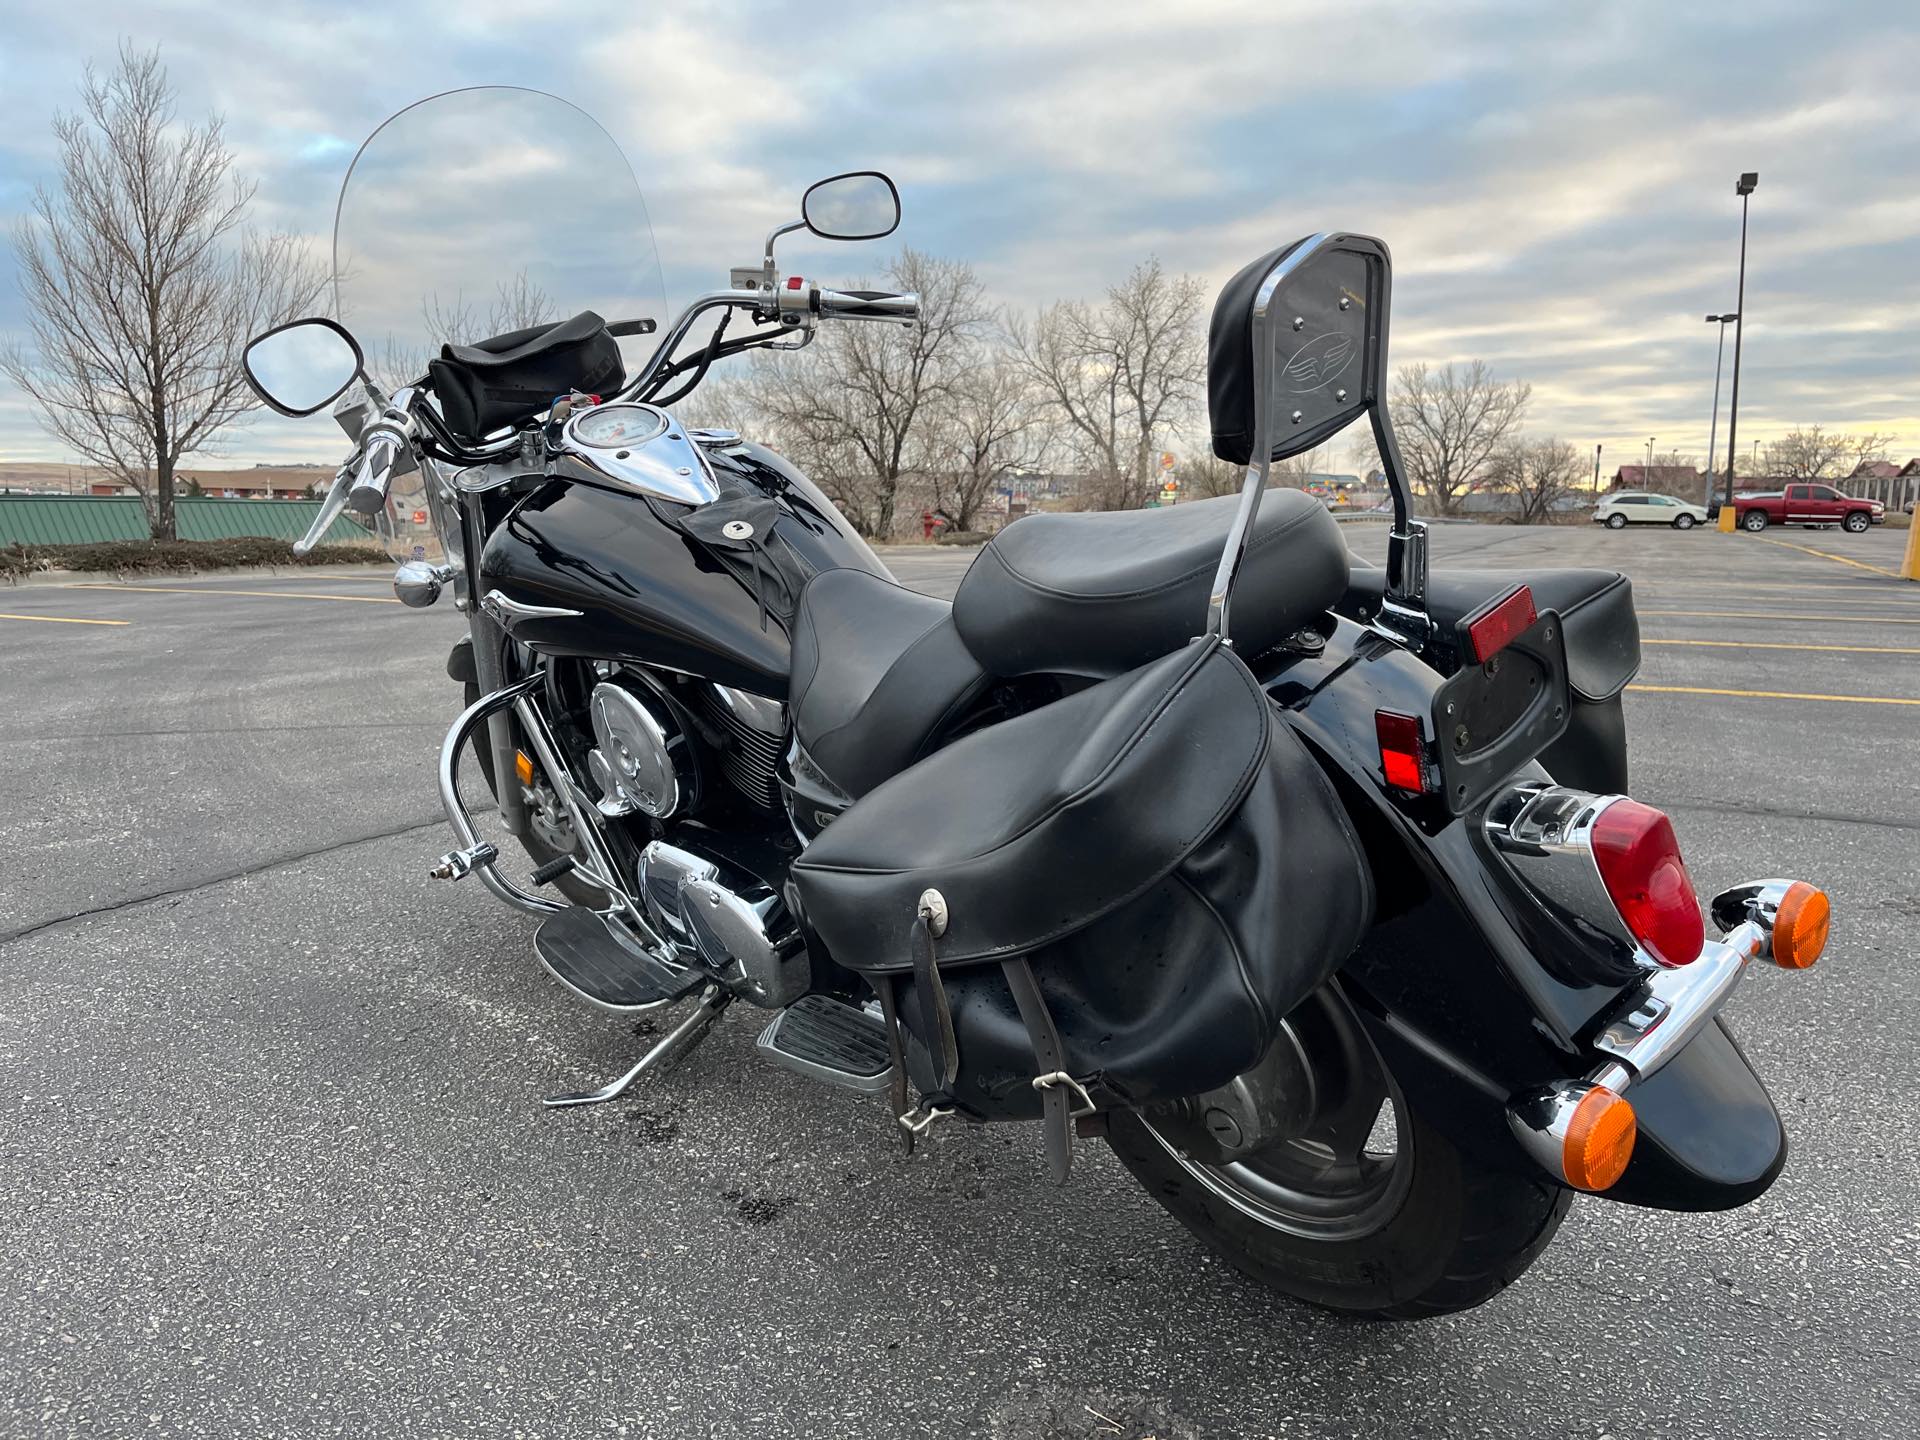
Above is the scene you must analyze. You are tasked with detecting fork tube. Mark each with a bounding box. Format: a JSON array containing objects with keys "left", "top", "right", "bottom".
[{"left": 461, "top": 492, "right": 530, "bottom": 839}]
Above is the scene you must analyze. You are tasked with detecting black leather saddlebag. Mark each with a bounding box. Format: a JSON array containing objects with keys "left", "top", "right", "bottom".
[
  {"left": 426, "top": 310, "right": 624, "bottom": 441},
  {"left": 790, "top": 638, "right": 1372, "bottom": 1178}
]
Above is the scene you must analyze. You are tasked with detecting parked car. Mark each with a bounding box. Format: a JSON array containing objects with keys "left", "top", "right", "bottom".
[
  {"left": 1727, "top": 482, "right": 1884, "bottom": 534},
  {"left": 1593, "top": 491, "right": 1709, "bottom": 529}
]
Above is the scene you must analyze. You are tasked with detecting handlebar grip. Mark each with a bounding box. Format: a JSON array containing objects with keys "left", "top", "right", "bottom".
[
  {"left": 814, "top": 288, "right": 921, "bottom": 323},
  {"left": 346, "top": 431, "right": 402, "bottom": 516}
]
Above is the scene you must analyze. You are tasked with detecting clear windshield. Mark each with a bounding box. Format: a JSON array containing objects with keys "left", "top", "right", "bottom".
[{"left": 332, "top": 86, "right": 668, "bottom": 391}]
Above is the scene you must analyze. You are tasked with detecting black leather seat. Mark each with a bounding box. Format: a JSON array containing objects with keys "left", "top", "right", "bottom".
[
  {"left": 788, "top": 567, "right": 992, "bottom": 799},
  {"left": 951, "top": 489, "right": 1349, "bottom": 678},
  {"left": 1339, "top": 565, "right": 1639, "bottom": 702}
]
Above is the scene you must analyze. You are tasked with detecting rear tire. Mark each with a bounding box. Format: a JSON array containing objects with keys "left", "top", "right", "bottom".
[
  {"left": 1844, "top": 511, "right": 1870, "bottom": 533},
  {"left": 1605, "top": 513, "right": 1627, "bottom": 530},
  {"left": 1107, "top": 985, "right": 1571, "bottom": 1318},
  {"left": 1742, "top": 509, "right": 1769, "bottom": 531}
]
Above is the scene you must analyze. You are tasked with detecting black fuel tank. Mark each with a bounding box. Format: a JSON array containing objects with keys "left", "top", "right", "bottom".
[{"left": 478, "top": 442, "right": 889, "bottom": 699}]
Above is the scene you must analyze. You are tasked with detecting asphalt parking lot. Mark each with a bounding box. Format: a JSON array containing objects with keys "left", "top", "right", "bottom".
[{"left": 3, "top": 519, "right": 1916, "bottom": 1439}]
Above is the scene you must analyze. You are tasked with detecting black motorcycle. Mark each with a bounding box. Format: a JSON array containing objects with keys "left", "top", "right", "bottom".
[{"left": 242, "top": 87, "right": 1831, "bottom": 1317}]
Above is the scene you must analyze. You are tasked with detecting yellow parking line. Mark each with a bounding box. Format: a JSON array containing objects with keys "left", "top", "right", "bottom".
[
  {"left": 1638, "top": 581, "right": 1920, "bottom": 598},
  {"left": 1643, "top": 638, "right": 1920, "bottom": 654},
  {"left": 62, "top": 582, "right": 399, "bottom": 605},
  {"left": 1746, "top": 535, "right": 1905, "bottom": 579},
  {"left": 1629, "top": 683, "right": 1920, "bottom": 707},
  {"left": 1642, "top": 609, "right": 1920, "bottom": 625},
  {"left": 0, "top": 611, "right": 130, "bottom": 627}
]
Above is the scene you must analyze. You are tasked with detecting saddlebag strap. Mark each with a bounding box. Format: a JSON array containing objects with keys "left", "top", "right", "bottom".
[
  {"left": 1001, "top": 955, "right": 1077, "bottom": 1185},
  {"left": 876, "top": 973, "right": 915, "bottom": 1154},
  {"left": 910, "top": 910, "right": 959, "bottom": 1090}
]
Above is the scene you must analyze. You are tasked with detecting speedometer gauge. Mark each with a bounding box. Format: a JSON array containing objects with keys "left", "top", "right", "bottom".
[{"left": 570, "top": 404, "right": 670, "bottom": 450}]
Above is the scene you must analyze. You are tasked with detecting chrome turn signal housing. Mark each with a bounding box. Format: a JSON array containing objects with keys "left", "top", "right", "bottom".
[{"left": 1508, "top": 875, "right": 1830, "bottom": 1192}]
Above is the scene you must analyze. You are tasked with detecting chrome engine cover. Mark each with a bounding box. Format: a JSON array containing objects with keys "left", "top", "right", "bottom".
[
  {"left": 588, "top": 681, "right": 681, "bottom": 818},
  {"left": 637, "top": 840, "right": 807, "bottom": 1006}
]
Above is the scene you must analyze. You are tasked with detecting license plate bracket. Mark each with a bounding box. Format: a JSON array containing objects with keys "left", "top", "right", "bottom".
[{"left": 1430, "top": 609, "right": 1572, "bottom": 815}]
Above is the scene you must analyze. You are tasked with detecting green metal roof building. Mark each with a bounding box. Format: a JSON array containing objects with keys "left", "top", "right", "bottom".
[{"left": 0, "top": 495, "right": 366, "bottom": 547}]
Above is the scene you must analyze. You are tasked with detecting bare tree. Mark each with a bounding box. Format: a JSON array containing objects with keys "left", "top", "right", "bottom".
[
  {"left": 1010, "top": 258, "right": 1206, "bottom": 511},
  {"left": 1390, "top": 361, "right": 1531, "bottom": 515},
  {"left": 925, "top": 354, "right": 1040, "bottom": 529},
  {"left": 1171, "top": 450, "right": 1245, "bottom": 500},
  {"left": 1488, "top": 437, "right": 1585, "bottom": 524},
  {"left": 746, "top": 250, "right": 984, "bottom": 537},
  {"left": 1762, "top": 425, "right": 1894, "bottom": 479},
  {"left": 2, "top": 46, "right": 326, "bottom": 539}
]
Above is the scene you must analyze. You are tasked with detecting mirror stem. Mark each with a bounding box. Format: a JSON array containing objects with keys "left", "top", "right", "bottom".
[{"left": 762, "top": 218, "right": 805, "bottom": 275}]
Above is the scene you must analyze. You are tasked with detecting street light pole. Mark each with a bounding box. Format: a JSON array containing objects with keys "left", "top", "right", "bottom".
[
  {"left": 1593, "top": 442, "right": 1602, "bottom": 495},
  {"left": 1704, "top": 312, "right": 1736, "bottom": 504},
  {"left": 1722, "top": 173, "right": 1758, "bottom": 512}
]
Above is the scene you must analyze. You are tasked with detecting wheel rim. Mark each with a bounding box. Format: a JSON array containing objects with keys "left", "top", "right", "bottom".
[
  {"left": 1746, "top": 514, "right": 1765, "bottom": 530},
  {"left": 1139, "top": 986, "right": 1413, "bottom": 1241},
  {"left": 1848, "top": 514, "right": 1867, "bottom": 531}
]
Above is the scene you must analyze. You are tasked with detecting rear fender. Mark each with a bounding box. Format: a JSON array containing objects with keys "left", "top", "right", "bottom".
[{"left": 1259, "top": 619, "right": 1787, "bottom": 1210}]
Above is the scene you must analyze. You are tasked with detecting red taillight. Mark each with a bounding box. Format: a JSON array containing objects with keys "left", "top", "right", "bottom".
[
  {"left": 1464, "top": 585, "right": 1537, "bottom": 663},
  {"left": 1375, "top": 710, "right": 1427, "bottom": 794},
  {"left": 1590, "top": 799, "right": 1704, "bottom": 966}
]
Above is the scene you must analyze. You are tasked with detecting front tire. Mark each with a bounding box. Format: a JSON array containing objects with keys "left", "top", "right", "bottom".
[
  {"left": 1107, "top": 985, "right": 1571, "bottom": 1318},
  {"left": 1673, "top": 514, "right": 1697, "bottom": 529},
  {"left": 462, "top": 680, "right": 605, "bottom": 907},
  {"left": 1742, "top": 509, "right": 1769, "bottom": 531},
  {"left": 1844, "top": 511, "right": 1870, "bottom": 533},
  {"left": 1605, "top": 513, "right": 1628, "bottom": 530}
]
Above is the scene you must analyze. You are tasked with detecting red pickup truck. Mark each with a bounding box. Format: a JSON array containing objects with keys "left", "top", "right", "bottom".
[{"left": 1726, "top": 482, "right": 1884, "bottom": 534}]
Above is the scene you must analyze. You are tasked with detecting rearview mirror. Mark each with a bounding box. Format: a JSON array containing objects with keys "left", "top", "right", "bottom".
[
  {"left": 800, "top": 172, "right": 901, "bottom": 241},
  {"left": 243, "top": 317, "right": 364, "bottom": 417}
]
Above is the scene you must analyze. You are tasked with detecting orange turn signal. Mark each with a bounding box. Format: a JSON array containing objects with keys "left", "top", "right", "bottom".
[
  {"left": 1771, "top": 882, "right": 1830, "bottom": 970},
  {"left": 513, "top": 750, "right": 536, "bottom": 787},
  {"left": 1563, "top": 1087, "right": 1637, "bottom": 1192}
]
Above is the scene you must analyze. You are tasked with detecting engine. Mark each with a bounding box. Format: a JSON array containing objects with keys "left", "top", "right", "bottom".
[
  {"left": 585, "top": 680, "right": 691, "bottom": 819},
  {"left": 583, "top": 674, "right": 788, "bottom": 819}
]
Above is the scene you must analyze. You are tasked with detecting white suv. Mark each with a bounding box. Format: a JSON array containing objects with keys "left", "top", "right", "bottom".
[{"left": 1594, "top": 492, "right": 1710, "bottom": 530}]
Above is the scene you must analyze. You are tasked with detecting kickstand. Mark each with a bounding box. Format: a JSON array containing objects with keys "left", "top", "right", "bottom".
[{"left": 544, "top": 986, "right": 732, "bottom": 1109}]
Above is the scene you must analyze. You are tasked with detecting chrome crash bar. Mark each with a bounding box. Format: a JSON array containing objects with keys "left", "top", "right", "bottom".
[{"left": 432, "top": 678, "right": 660, "bottom": 944}]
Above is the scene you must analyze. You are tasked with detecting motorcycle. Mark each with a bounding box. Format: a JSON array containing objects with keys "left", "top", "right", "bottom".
[{"left": 241, "top": 87, "right": 1832, "bottom": 1318}]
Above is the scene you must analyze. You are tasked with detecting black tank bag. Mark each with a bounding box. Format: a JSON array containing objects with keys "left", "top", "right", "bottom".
[{"left": 790, "top": 638, "right": 1372, "bottom": 1182}]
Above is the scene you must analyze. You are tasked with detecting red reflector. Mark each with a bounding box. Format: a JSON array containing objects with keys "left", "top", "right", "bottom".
[
  {"left": 1591, "top": 799, "right": 1704, "bottom": 966},
  {"left": 1466, "top": 585, "right": 1537, "bottom": 663},
  {"left": 1375, "top": 710, "right": 1427, "bottom": 793},
  {"left": 786, "top": 275, "right": 805, "bottom": 290}
]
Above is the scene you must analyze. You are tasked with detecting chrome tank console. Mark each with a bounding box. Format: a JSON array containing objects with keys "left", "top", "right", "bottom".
[{"left": 558, "top": 403, "right": 720, "bottom": 505}]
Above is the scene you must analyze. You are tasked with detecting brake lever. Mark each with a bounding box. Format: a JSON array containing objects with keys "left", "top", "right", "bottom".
[{"left": 292, "top": 461, "right": 356, "bottom": 557}]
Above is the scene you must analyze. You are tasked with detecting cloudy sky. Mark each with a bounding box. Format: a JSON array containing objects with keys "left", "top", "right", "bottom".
[{"left": 1, "top": 0, "right": 1915, "bottom": 472}]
